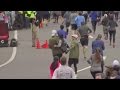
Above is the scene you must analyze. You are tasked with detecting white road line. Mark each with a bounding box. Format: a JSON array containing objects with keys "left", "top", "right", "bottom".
[
  {"left": 77, "top": 56, "right": 107, "bottom": 73},
  {"left": 0, "top": 30, "right": 17, "bottom": 68}
]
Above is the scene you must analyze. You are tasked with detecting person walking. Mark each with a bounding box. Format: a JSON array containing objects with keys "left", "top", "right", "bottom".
[
  {"left": 87, "top": 48, "right": 104, "bottom": 79},
  {"left": 92, "top": 34, "right": 105, "bottom": 56},
  {"left": 49, "top": 56, "right": 61, "bottom": 79},
  {"left": 49, "top": 30, "right": 63, "bottom": 59},
  {"left": 78, "top": 22, "right": 92, "bottom": 59},
  {"left": 101, "top": 14, "right": 109, "bottom": 40},
  {"left": 52, "top": 56, "right": 76, "bottom": 79},
  {"left": 68, "top": 34, "right": 79, "bottom": 75},
  {"left": 108, "top": 16, "right": 118, "bottom": 48}
]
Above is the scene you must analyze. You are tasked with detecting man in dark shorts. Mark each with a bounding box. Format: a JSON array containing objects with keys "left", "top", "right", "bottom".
[{"left": 78, "top": 22, "right": 92, "bottom": 59}]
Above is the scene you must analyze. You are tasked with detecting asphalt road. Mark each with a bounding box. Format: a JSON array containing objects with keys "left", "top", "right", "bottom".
[{"left": 0, "top": 18, "right": 120, "bottom": 79}]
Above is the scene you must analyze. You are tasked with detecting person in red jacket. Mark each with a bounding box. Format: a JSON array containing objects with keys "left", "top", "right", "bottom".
[{"left": 49, "top": 56, "right": 61, "bottom": 79}]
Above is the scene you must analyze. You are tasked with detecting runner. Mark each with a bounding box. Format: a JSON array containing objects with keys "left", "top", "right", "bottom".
[
  {"left": 92, "top": 34, "right": 105, "bottom": 56},
  {"left": 89, "top": 11, "right": 98, "bottom": 34},
  {"left": 70, "top": 11, "right": 77, "bottom": 34},
  {"left": 87, "top": 48, "right": 104, "bottom": 79},
  {"left": 75, "top": 12, "right": 85, "bottom": 29},
  {"left": 108, "top": 16, "right": 118, "bottom": 48},
  {"left": 68, "top": 34, "right": 79, "bottom": 75},
  {"left": 49, "top": 30, "right": 63, "bottom": 59},
  {"left": 78, "top": 22, "right": 92, "bottom": 59},
  {"left": 57, "top": 25, "right": 68, "bottom": 39},
  {"left": 112, "top": 60, "right": 120, "bottom": 76},
  {"left": 101, "top": 14, "right": 109, "bottom": 40},
  {"left": 50, "top": 56, "right": 61, "bottom": 79},
  {"left": 95, "top": 73, "right": 105, "bottom": 79},
  {"left": 83, "top": 11, "right": 88, "bottom": 24},
  {"left": 52, "top": 56, "right": 76, "bottom": 79},
  {"left": 63, "top": 11, "right": 71, "bottom": 33},
  {"left": 53, "top": 11, "right": 61, "bottom": 23}
]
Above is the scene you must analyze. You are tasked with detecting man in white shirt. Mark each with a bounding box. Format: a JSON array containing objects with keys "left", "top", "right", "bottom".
[{"left": 52, "top": 56, "right": 76, "bottom": 79}]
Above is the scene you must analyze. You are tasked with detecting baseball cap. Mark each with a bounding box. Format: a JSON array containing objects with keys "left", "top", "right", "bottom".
[
  {"left": 51, "top": 30, "right": 57, "bottom": 36},
  {"left": 112, "top": 60, "right": 120, "bottom": 67}
]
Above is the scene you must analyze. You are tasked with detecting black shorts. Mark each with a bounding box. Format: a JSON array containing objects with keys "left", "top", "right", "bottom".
[
  {"left": 68, "top": 58, "right": 79, "bottom": 65},
  {"left": 80, "top": 35, "right": 88, "bottom": 46},
  {"left": 71, "top": 24, "right": 77, "bottom": 30}
]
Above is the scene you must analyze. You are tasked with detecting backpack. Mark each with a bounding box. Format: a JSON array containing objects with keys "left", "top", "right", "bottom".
[{"left": 10, "top": 38, "right": 17, "bottom": 47}]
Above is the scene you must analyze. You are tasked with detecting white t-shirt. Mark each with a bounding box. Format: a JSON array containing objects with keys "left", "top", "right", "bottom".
[{"left": 52, "top": 65, "right": 76, "bottom": 79}]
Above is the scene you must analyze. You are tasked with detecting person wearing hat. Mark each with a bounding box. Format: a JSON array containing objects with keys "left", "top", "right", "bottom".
[
  {"left": 101, "top": 14, "right": 109, "bottom": 40},
  {"left": 49, "top": 30, "right": 63, "bottom": 59},
  {"left": 112, "top": 60, "right": 120, "bottom": 76},
  {"left": 52, "top": 56, "right": 76, "bottom": 79},
  {"left": 87, "top": 48, "right": 104, "bottom": 79},
  {"left": 68, "top": 34, "right": 79, "bottom": 75}
]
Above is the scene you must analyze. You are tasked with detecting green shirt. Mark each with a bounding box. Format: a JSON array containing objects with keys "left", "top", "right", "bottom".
[
  {"left": 69, "top": 40, "right": 79, "bottom": 59},
  {"left": 49, "top": 36, "right": 62, "bottom": 56}
]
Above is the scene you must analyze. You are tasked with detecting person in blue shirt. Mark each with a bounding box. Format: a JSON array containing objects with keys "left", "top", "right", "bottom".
[
  {"left": 92, "top": 34, "right": 105, "bottom": 56},
  {"left": 89, "top": 11, "right": 98, "bottom": 34},
  {"left": 57, "top": 25, "right": 68, "bottom": 39},
  {"left": 75, "top": 12, "right": 85, "bottom": 29}
]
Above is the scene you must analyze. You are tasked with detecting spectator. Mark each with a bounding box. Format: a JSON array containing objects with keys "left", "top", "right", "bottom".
[{"left": 52, "top": 56, "right": 76, "bottom": 79}]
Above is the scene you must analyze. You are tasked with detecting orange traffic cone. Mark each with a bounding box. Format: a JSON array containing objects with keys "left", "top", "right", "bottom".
[
  {"left": 36, "top": 39, "right": 41, "bottom": 49},
  {"left": 42, "top": 40, "right": 49, "bottom": 49}
]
